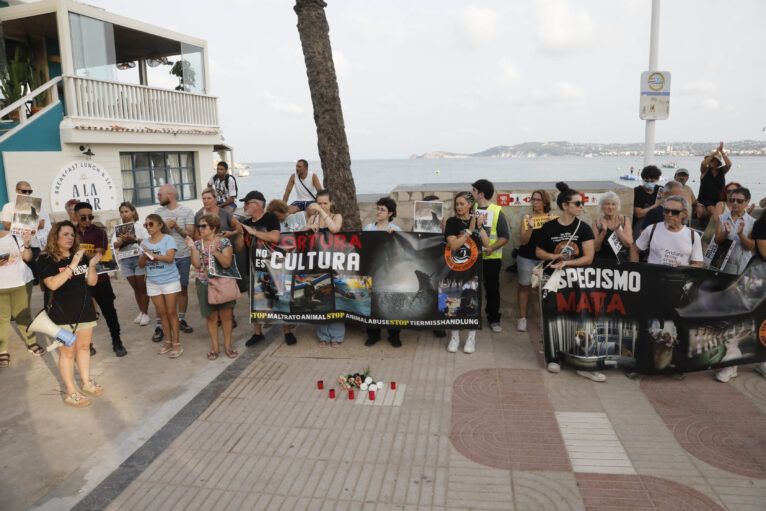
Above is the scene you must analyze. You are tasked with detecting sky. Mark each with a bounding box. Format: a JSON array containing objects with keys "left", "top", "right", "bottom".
[{"left": 82, "top": 0, "right": 766, "bottom": 162}]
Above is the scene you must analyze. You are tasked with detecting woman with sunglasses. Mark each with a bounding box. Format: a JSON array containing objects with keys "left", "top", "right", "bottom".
[
  {"left": 139, "top": 214, "right": 183, "bottom": 358},
  {"left": 516, "top": 189, "right": 554, "bottom": 332},
  {"left": 713, "top": 187, "right": 755, "bottom": 275},
  {"left": 185, "top": 214, "right": 237, "bottom": 360},
  {"left": 112, "top": 202, "right": 150, "bottom": 325},
  {"left": 37, "top": 222, "right": 102, "bottom": 407},
  {"left": 536, "top": 183, "right": 601, "bottom": 381}
]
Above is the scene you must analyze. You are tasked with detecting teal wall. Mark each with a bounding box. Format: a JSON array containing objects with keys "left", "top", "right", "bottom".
[{"left": 0, "top": 103, "right": 63, "bottom": 204}]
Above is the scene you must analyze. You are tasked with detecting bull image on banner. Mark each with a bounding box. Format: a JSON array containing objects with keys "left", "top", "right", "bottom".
[
  {"left": 250, "top": 231, "right": 482, "bottom": 329},
  {"left": 540, "top": 259, "right": 766, "bottom": 374}
]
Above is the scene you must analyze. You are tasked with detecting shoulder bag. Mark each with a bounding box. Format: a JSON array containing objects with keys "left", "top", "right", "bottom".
[{"left": 206, "top": 242, "right": 240, "bottom": 304}]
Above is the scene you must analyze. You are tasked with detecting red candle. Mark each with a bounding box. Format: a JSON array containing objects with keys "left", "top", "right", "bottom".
[
  {"left": 348, "top": 389, "right": 355, "bottom": 400},
  {"left": 317, "top": 380, "right": 324, "bottom": 390},
  {"left": 369, "top": 390, "right": 375, "bottom": 401},
  {"left": 329, "top": 389, "right": 335, "bottom": 399},
  {"left": 390, "top": 382, "right": 396, "bottom": 390}
]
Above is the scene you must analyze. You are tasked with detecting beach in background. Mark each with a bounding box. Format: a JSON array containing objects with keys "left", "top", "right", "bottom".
[{"left": 238, "top": 156, "right": 766, "bottom": 205}]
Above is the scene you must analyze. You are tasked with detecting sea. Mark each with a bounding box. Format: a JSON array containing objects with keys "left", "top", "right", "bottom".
[{"left": 236, "top": 156, "right": 766, "bottom": 206}]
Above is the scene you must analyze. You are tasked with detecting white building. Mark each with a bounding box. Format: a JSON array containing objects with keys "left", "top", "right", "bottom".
[{"left": 0, "top": 0, "right": 233, "bottom": 219}]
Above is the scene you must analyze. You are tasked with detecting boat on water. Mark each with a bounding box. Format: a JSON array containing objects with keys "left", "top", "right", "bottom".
[
  {"left": 237, "top": 168, "right": 250, "bottom": 177},
  {"left": 661, "top": 161, "right": 678, "bottom": 169},
  {"left": 619, "top": 175, "right": 640, "bottom": 181}
]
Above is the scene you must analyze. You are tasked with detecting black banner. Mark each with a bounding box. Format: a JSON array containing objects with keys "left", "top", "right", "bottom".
[
  {"left": 541, "top": 258, "right": 766, "bottom": 374},
  {"left": 249, "top": 231, "right": 482, "bottom": 329}
]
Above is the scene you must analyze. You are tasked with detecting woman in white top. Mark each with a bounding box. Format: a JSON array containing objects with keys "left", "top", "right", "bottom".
[
  {"left": 112, "top": 202, "right": 150, "bottom": 325},
  {"left": 713, "top": 186, "right": 755, "bottom": 274},
  {"left": 0, "top": 230, "right": 40, "bottom": 367}
]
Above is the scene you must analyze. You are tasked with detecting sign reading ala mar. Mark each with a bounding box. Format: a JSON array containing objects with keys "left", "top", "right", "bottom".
[
  {"left": 639, "top": 71, "right": 671, "bottom": 121},
  {"left": 51, "top": 160, "right": 117, "bottom": 212}
]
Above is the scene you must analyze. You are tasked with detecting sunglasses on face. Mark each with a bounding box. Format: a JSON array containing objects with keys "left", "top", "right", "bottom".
[
  {"left": 567, "top": 201, "right": 584, "bottom": 207},
  {"left": 80, "top": 214, "right": 94, "bottom": 221},
  {"left": 144, "top": 221, "right": 155, "bottom": 228},
  {"left": 728, "top": 198, "right": 746, "bottom": 204},
  {"left": 530, "top": 198, "right": 543, "bottom": 202},
  {"left": 198, "top": 224, "right": 209, "bottom": 229},
  {"left": 663, "top": 208, "right": 683, "bottom": 216},
  {"left": 17, "top": 189, "right": 33, "bottom": 195}
]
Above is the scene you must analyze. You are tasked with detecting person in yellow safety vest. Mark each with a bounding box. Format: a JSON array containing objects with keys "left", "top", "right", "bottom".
[{"left": 471, "top": 179, "right": 510, "bottom": 333}]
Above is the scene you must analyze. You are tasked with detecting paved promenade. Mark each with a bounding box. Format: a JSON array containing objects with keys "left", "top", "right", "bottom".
[{"left": 3, "top": 275, "right": 765, "bottom": 510}]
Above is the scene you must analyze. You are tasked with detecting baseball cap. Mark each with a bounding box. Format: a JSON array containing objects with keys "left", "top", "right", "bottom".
[
  {"left": 674, "top": 168, "right": 689, "bottom": 176},
  {"left": 240, "top": 191, "right": 266, "bottom": 203}
]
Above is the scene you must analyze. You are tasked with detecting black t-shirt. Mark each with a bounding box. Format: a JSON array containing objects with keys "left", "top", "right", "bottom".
[
  {"left": 37, "top": 253, "right": 98, "bottom": 325},
  {"left": 641, "top": 206, "right": 664, "bottom": 230},
  {"left": 633, "top": 185, "right": 659, "bottom": 227},
  {"left": 537, "top": 218, "right": 595, "bottom": 262},
  {"left": 698, "top": 169, "right": 725, "bottom": 206},
  {"left": 445, "top": 216, "right": 471, "bottom": 239},
  {"left": 518, "top": 228, "right": 540, "bottom": 259},
  {"left": 243, "top": 212, "right": 281, "bottom": 249},
  {"left": 752, "top": 216, "right": 766, "bottom": 260}
]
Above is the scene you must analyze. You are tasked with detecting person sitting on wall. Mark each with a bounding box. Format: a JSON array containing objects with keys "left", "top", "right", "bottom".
[
  {"left": 75, "top": 202, "right": 127, "bottom": 357},
  {"left": 282, "top": 159, "right": 323, "bottom": 215},
  {"left": 696, "top": 142, "right": 732, "bottom": 225},
  {"left": 207, "top": 161, "right": 238, "bottom": 213}
]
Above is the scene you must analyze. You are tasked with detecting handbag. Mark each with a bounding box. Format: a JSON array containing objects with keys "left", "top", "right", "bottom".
[{"left": 205, "top": 242, "right": 240, "bottom": 304}]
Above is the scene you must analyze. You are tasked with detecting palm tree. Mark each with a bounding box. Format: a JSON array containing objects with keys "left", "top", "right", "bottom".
[{"left": 294, "top": 0, "right": 361, "bottom": 230}]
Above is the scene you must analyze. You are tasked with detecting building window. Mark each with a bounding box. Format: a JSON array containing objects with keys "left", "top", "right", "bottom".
[{"left": 120, "top": 151, "right": 196, "bottom": 206}]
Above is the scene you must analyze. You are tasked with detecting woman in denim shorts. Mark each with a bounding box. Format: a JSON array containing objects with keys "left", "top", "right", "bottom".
[
  {"left": 112, "top": 202, "right": 151, "bottom": 326},
  {"left": 516, "top": 189, "right": 554, "bottom": 332}
]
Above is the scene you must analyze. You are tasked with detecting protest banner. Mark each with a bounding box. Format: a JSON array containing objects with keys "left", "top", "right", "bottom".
[
  {"left": 413, "top": 201, "right": 444, "bottom": 233},
  {"left": 250, "top": 231, "right": 482, "bottom": 329},
  {"left": 113, "top": 223, "right": 141, "bottom": 260},
  {"left": 540, "top": 258, "right": 766, "bottom": 374},
  {"left": 10, "top": 194, "right": 42, "bottom": 235}
]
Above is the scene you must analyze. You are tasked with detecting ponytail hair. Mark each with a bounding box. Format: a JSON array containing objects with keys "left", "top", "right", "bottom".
[{"left": 555, "top": 182, "right": 579, "bottom": 209}]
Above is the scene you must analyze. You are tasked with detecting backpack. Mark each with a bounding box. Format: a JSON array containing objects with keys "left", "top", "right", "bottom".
[{"left": 213, "top": 174, "right": 238, "bottom": 200}]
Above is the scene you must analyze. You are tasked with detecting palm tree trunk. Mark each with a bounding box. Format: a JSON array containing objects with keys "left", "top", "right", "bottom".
[{"left": 294, "top": 0, "right": 361, "bottom": 230}]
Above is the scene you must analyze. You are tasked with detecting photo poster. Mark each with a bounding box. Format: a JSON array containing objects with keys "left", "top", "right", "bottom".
[
  {"left": 413, "top": 201, "right": 444, "bottom": 233},
  {"left": 539, "top": 258, "right": 766, "bottom": 375},
  {"left": 113, "top": 222, "right": 140, "bottom": 259},
  {"left": 10, "top": 194, "right": 42, "bottom": 235},
  {"left": 80, "top": 242, "right": 119, "bottom": 274},
  {"left": 249, "top": 230, "right": 482, "bottom": 329},
  {"left": 208, "top": 243, "right": 242, "bottom": 279},
  {"left": 524, "top": 215, "right": 559, "bottom": 230},
  {"left": 704, "top": 238, "right": 735, "bottom": 272},
  {"left": 607, "top": 231, "right": 628, "bottom": 264}
]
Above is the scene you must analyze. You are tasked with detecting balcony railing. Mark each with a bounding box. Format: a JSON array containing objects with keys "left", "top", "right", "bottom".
[{"left": 64, "top": 75, "right": 219, "bottom": 127}]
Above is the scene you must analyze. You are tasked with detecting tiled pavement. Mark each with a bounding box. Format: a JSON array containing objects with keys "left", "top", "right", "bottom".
[{"left": 95, "top": 290, "right": 766, "bottom": 511}]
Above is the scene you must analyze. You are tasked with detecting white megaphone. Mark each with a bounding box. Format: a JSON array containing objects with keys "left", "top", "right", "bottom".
[{"left": 27, "top": 310, "right": 78, "bottom": 352}]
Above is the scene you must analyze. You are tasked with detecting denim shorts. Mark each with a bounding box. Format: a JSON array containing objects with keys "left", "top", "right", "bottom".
[
  {"left": 120, "top": 255, "right": 146, "bottom": 277},
  {"left": 290, "top": 200, "right": 316, "bottom": 211},
  {"left": 516, "top": 255, "right": 540, "bottom": 287},
  {"left": 175, "top": 257, "right": 191, "bottom": 287}
]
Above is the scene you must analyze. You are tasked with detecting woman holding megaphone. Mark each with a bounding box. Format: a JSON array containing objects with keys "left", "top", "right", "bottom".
[{"left": 37, "top": 221, "right": 102, "bottom": 408}]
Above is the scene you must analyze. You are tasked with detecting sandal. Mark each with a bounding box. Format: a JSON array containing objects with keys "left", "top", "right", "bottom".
[
  {"left": 27, "top": 343, "right": 44, "bottom": 357},
  {"left": 157, "top": 342, "right": 173, "bottom": 355},
  {"left": 225, "top": 347, "right": 238, "bottom": 359},
  {"left": 0, "top": 353, "right": 9, "bottom": 368},
  {"left": 64, "top": 392, "right": 91, "bottom": 408},
  {"left": 207, "top": 351, "right": 219, "bottom": 360},
  {"left": 81, "top": 378, "right": 103, "bottom": 397},
  {"left": 168, "top": 343, "right": 184, "bottom": 359}
]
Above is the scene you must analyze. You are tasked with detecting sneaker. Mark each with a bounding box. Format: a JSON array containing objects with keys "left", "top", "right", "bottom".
[
  {"left": 516, "top": 318, "right": 527, "bottom": 332},
  {"left": 64, "top": 392, "right": 91, "bottom": 408},
  {"left": 715, "top": 366, "right": 738, "bottom": 383},
  {"left": 434, "top": 330, "right": 447, "bottom": 338},
  {"left": 246, "top": 333, "right": 264, "bottom": 347},
  {"left": 113, "top": 344, "right": 128, "bottom": 357},
  {"left": 139, "top": 314, "right": 151, "bottom": 326},
  {"left": 152, "top": 327, "right": 164, "bottom": 343},
  {"left": 490, "top": 322, "right": 502, "bottom": 333},
  {"left": 447, "top": 333, "right": 460, "bottom": 353},
  {"left": 285, "top": 332, "right": 297, "bottom": 345},
  {"left": 89, "top": 343, "right": 96, "bottom": 356},
  {"left": 133, "top": 313, "right": 143, "bottom": 324},
  {"left": 179, "top": 319, "right": 193, "bottom": 334},
  {"left": 546, "top": 362, "right": 561, "bottom": 373},
  {"left": 463, "top": 332, "right": 476, "bottom": 354},
  {"left": 576, "top": 370, "right": 607, "bottom": 382},
  {"left": 755, "top": 363, "right": 766, "bottom": 379}
]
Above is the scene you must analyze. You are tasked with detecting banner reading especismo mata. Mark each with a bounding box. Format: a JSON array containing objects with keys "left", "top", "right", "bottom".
[
  {"left": 540, "top": 258, "right": 766, "bottom": 374},
  {"left": 249, "top": 231, "right": 483, "bottom": 329}
]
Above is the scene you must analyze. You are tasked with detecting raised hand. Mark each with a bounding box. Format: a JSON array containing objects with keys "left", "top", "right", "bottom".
[
  {"left": 71, "top": 249, "right": 85, "bottom": 267},
  {"left": 89, "top": 252, "right": 102, "bottom": 267},
  {"left": 184, "top": 236, "right": 195, "bottom": 248},
  {"left": 166, "top": 217, "right": 177, "bottom": 230}
]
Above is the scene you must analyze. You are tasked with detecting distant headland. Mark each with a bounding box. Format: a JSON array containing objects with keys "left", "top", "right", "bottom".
[{"left": 410, "top": 140, "right": 766, "bottom": 159}]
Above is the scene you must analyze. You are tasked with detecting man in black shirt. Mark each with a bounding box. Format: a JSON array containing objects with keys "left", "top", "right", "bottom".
[
  {"left": 640, "top": 180, "right": 687, "bottom": 234},
  {"left": 632, "top": 165, "right": 662, "bottom": 239},
  {"left": 233, "top": 191, "right": 297, "bottom": 346}
]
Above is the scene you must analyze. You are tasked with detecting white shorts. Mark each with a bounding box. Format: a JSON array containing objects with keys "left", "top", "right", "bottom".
[{"left": 146, "top": 280, "right": 182, "bottom": 297}]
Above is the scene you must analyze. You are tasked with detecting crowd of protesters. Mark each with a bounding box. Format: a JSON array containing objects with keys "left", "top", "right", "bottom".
[{"left": 1, "top": 148, "right": 765, "bottom": 408}]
